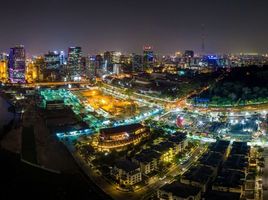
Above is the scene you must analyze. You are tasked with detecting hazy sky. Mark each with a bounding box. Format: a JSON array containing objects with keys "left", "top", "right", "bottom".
[{"left": 0, "top": 0, "right": 268, "bottom": 55}]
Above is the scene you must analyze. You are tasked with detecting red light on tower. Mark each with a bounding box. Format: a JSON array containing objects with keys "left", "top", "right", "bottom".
[{"left": 143, "top": 45, "right": 152, "bottom": 51}]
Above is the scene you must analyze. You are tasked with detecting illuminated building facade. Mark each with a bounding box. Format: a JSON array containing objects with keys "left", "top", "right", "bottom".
[
  {"left": 143, "top": 46, "right": 154, "bottom": 69},
  {"left": 103, "top": 51, "right": 113, "bottom": 73},
  {"left": 88, "top": 54, "right": 104, "bottom": 77},
  {"left": 44, "top": 51, "right": 60, "bottom": 69},
  {"left": 59, "top": 51, "right": 66, "bottom": 65},
  {"left": 111, "top": 159, "right": 142, "bottom": 186},
  {"left": 0, "top": 53, "right": 8, "bottom": 61},
  {"left": 33, "top": 56, "right": 45, "bottom": 81},
  {"left": 44, "top": 51, "right": 61, "bottom": 81},
  {"left": 67, "top": 47, "right": 82, "bottom": 80},
  {"left": 25, "top": 61, "right": 38, "bottom": 83},
  {"left": 103, "top": 51, "right": 122, "bottom": 74},
  {"left": 8, "top": 45, "right": 26, "bottom": 83},
  {"left": 0, "top": 60, "right": 8, "bottom": 82},
  {"left": 97, "top": 123, "right": 149, "bottom": 151},
  {"left": 112, "top": 51, "right": 121, "bottom": 63}
]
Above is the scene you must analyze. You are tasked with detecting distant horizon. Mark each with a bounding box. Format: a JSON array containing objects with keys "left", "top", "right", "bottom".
[{"left": 1, "top": 44, "right": 268, "bottom": 57}]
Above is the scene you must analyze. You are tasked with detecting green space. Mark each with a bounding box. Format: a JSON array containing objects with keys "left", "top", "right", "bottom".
[
  {"left": 21, "top": 126, "right": 37, "bottom": 164},
  {"left": 195, "top": 66, "right": 268, "bottom": 107}
]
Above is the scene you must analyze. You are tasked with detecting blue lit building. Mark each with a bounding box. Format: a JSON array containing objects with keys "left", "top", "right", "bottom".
[
  {"left": 8, "top": 45, "right": 26, "bottom": 83},
  {"left": 203, "top": 55, "right": 220, "bottom": 67},
  {"left": 143, "top": 46, "right": 154, "bottom": 69}
]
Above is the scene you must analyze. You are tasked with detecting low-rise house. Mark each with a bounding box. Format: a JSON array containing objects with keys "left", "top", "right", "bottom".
[
  {"left": 111, "top": 159, "right": 142, "bottom": 186},
  {"left": 203, "top": 190, "right": 241, "bottom": 200},
  {"left": 230, "top": 141, "right": 250, "bottom": 157},
  {"left": 212, "top": 169, "right": 245, "bottom": 194},
  {"left": 152, "top": 141, "right": 179, "bottom": 163},
  {"left": 181, "top": 165, "right": 214, "bottom": 193},
  {"left": 132, "top": 149, "right": 160, "bottom": 175},
  {"left": 167, "top": 132, "right": 188, "bottom": 151},
  {"left": 198, "top": 152, "right": 223, "bottom": 176},
  {"left": 158, "top": 181, "right": 201, "bottom": 200},
  {"left": 209, "top": 140, "right": 230, "bottom": 158},
  {"left": 244, "top": 173, "right": 256, "bottom": 200},
  {"left": 223, "top": 155, "right": 248, "bottom": 173}
]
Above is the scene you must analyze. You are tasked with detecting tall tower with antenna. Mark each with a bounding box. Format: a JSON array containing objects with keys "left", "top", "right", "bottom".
[{"left": 201, "top": 24, "right": 205, "bottom": 55}]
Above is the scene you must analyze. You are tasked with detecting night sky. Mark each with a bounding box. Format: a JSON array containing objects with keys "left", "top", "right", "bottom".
[{"left": 0, "top": 0, "right": 268, "bottom": 55}]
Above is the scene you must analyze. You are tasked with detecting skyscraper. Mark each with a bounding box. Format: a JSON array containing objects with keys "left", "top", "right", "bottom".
[
  {"left": 0, "top": 60, "right": 8, "bottom": 82},
  {"left": 67, "top": 47, "right": 82, "bottom": 80},
  {"left": 44, "top": 51, "right": 61, "bottom": 81},
  {"left": 33, "top": 56, "right": 45, "bottom": 81},
  {"left": 59, "top": 51, "right": 66, "bottom": 65},
  {"left": 0, "top": 53, "right": 8, "bottom": 61},
  {"left": 44, "top": 51, "right": 60, "bottom": 69},
  {"left": 131, "top": 54, "right": 143, "bottom": 72},
  {"left": 8, "top": 45, "right": 26, "bottom": 83},
  {"left": 143, "top": 46, "right": 154, "bottom": 69}
]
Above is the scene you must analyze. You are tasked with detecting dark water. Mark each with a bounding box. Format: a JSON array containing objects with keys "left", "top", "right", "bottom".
[{"left": 0, "top": 96, "right": 14, "bottom": 129}]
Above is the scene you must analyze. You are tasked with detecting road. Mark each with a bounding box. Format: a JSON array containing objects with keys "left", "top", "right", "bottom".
[
  {"left": 65, "top": 141, "right": 207, "bottom": 200},
  {"left": 139, "top": 145, "right": 207, "bottom": 200}
]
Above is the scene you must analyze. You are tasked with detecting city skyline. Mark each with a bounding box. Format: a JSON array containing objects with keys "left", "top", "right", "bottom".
[{"left": 1, "top": 0, "right": 268, "bottom": 55}]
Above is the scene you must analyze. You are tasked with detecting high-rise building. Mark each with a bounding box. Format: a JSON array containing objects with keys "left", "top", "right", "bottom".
[
  {"left": 67, "top": 47, "right": 82, "bottom": 79},
  {"left": 33, "top": 56, "right": 45, "bottom": 81},
  {"left": 44, "top": 51, "right": 61, "bottom": 81},
  {"left": 8, "top": 45, "right": 26, "bottom": 83},
  {"left": 80, "top": 56, "right": 88, "bottom": 78},
  {"left": 59, "top": 51, "right": 66, "bottom": 65},
  {"left": 103, "top": 51, "right": 112, "bottom": 64},
  {"left": 112, "top": 51, "right": 121, "bottom": 63},
  {"left": 143, "top": 46, "right": 154, "bottom": 69},
  {"left": 25, "top": 61, "right": 38, "bottom": 83},
  {"left": 131, "top": 54, "right": 143, "bottom": 72},
  {"left": 0, "top": 53, "right": 8, "bottom": 61},
  {"left": 44, "top": 51, "right": 60, "bottom": 69},
  {"left": 0, "top": 60, "right": 8, "bottom": 82},
  {"left": 103, "top": 51, "right": 113, "bottom": 73}
]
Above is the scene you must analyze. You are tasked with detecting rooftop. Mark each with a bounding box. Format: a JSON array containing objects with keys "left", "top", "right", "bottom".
[
  {"left": 223, "top": 155, "right": 248, "bottom": 171},
  {"left": 199, "top": 152, "right": 223, "bottom": 168},
  {"left": 134, "top": 150, "right": 161, "bottom": 163},
  {"left": 167, "top": 132, "right": 187, "bottom": 144},
  {"left": 160, "top": 181, "right": 201, "bottom": 198},
  {"left": 114, "top": 160, "right": 140, "bottom": 173},
  {"left": 204, "top": 190, "right": 241, "bottom": 200},
  {"left": 210, "top": 140, "right": 230, "bottom": 154},
  {"left": 213, "top": 169, "right": 245, "bottom": 188},
  {"left": 152, "top": 141, "right": 175, "bottom": 153},
  {"left": 230, "top": 141, "right": 250, "bottom": 156},
  {"left": 182, "top": 165, "right": 214, "bottom": 184}
]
